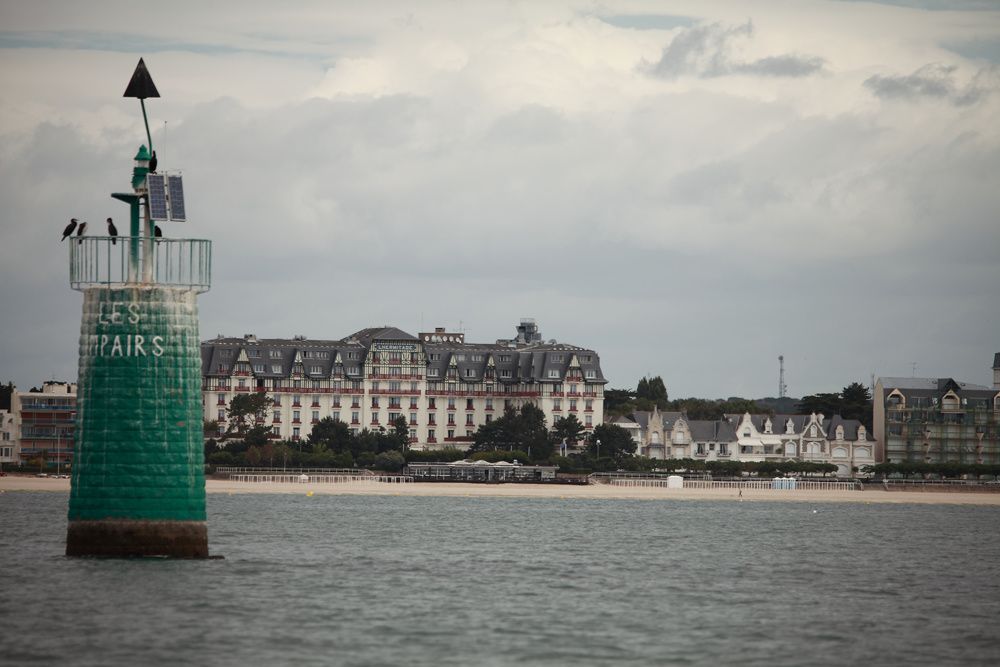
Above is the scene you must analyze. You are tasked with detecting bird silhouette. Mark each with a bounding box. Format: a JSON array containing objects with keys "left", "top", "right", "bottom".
[
  {"left": 106, "top": 217, "right": 118, "bottom": 245},
  {"left": 154, "top": 224, "right": 162, "bottom": 238},
  {"left": 61, "top": 218, "right": 78, "bottom": 242},
  {"left": 76, "top": 221, "right": 88, "bottom": 244},
  {"left": 149, "top": 150, "right": 158, "bottom": 174}
]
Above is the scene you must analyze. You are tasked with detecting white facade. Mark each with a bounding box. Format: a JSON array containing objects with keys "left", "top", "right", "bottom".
[
  {"left": 621, "top": 407, "right": 876, "bottom": 475},
  {"left": 0, "top": 408, "right": 16, "bottom": 467}
]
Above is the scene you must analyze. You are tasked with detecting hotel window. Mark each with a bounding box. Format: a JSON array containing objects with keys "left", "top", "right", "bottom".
[
  {"left": 429, "top": 353, "right": 441, "bottom": 361},
  {"left": 253, "top": 364, "right": 264, "bottom": 373},
  {"left": 410, "top": 412, "right": 417, "bottom": 424},
  {"left": 466, "top": 414, "right": 474, "bottom": 426},
  {"left": 312, "top": 395, "right": 320, "bottom": 406},
  {"left": 293, "top": 410, "right": 300, "bottom": 421},
  {"left": 466, "top": 399, "right": 474, "bottom": 410},
  {"left": 485, "top": 398, "right": 493, "bottom": 410},
  {"left": 217, "top": 409, "right": 225, "bottom": 421},
  {"left": 332, "top": 412, "right": 340, "bottom": 422},
  {"left": 448, "top": 414, "right": 455, "bottom": 425},
  {"left": 553, "top": 399, "right": 562, "bottom": 410},
  {"left": 389, "top": 412, "right": 401, "bottom": 422},
  {"left": 569, "top": 400, "right": 577, "bottom": 411},
  {"left": 428, "top": 369, "right": 440, "bottom": 378},
  {"left": 548, "top": 370, "right": 559, "bottom": 379},
  {"left": 429, "top": 414, "right": 436, "bottom": 425},
  {"left": 485, "top": 414, "right": 493, "bottom": 423},
  {"left": 389, "top": 382, "right": 402, "bottom": 392},
  {"left": 585, "top": 400, "right": 593, "bottom": 411},
  {"left": 271, "top": 365, "right": 281, "bottom": 373},
  {"left": 585, "top": 370, "right": 596, "bottom": 379},
  {"left": 220, "top": 349, "right": 233, "bottom": 357},
  {"left": 272, "top": 395, "right": 281, "bottom": 406},
  {"left": 293, "top": 427, "right": 300, "bottom": 438},
  {"left": 371, "top": 397, "right": 380, "bottom": 408},
  {"left": 552, "top": 354, "right": 563, "bottom": 362},
  {"left": 410, "top": 398, "right": 418, "bottom": 409},
  {"left": 500, "top": 355, "right": 511, "bottom": 362},
  {"left": 310, "top": 365, "right": 322, "bottom": 374},
  {"left": 270, "top": 350, "right": 282, "bottom": 358},
  {"left": 351, "top": 411, "right": 359, "bottom": 423},
  {"left": 585, "top": 415, "right": 592, "bottom": 427},
  {"left": 428, "top": 398, "right": 436, "bottom": 409},
  {"left": 464, "top": 368, "right": 475, "bottom": 378},
  {"left": 293, "top": 395, "right": 301, "bottom": 406},
  {"left": 429, "top": 429, "right": 436, "bottom": 440},
  {"left": 312, "top": 411, "right": 319, "bottom": 421},
  {"left": 273, "top": 410, "right": 281, "bottom": 421},
  {"left": 293, "top": 380, "right": 301, "bottom": 388},
  {"left": 272, "top": 426, "right": 280, "bottom": 435},
  {"left": 472, "top": 355, "right": 483, "bottom": 362},
  {"left": 455, "top": 354, "right": 466, "bottom": 362},
  {"left": 238, "top": 379, "right": 246, "bottom": 388},
  {"left": 501, "top": 370, "right": 512, "bottom": 379},
  {"left": 348, "top": 352, "right": 357, "bottom": 360},
  {"left": 466, "top": 430, "right": 474, "bottom": 437}
]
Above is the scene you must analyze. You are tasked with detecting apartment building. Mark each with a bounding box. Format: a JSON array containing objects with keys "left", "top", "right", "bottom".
[{"left": 201, "top": 319, "right": 607, "bottom": 449}]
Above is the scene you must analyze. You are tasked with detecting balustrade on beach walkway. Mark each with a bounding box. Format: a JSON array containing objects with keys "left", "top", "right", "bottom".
[
  {"left": 604, "top": 478, "right": 860, "bottom": 491},
  {"left": 228, "top": 473, "right": 412, "bottom": 484}
]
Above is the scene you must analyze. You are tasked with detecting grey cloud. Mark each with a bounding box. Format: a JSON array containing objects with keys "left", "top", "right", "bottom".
[
  {"left": 645, "top": 21, "right": 825, "bottom": 79},
  {"left": 733, "top": 54, "right": 825, "bottom": 77},
  {"left": 864, "top": 63, "right": 998, "bottom": 105}
]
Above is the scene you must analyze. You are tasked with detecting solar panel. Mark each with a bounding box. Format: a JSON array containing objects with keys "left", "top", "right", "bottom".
[
  {"left": 147, "top": 174, "right": 168, "bottom": 220},
  {"left": 167, "top": 175, "right": 186, "bottom": 221}
]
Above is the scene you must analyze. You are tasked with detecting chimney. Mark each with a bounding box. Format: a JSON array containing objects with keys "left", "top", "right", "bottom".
[{"left": 993, "top": 352, "right": 1000, "bottom": 390}]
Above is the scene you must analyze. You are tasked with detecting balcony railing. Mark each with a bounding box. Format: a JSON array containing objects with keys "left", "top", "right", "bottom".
[{"left": 70, "top": 236, "right": 211, "bottom": 292}]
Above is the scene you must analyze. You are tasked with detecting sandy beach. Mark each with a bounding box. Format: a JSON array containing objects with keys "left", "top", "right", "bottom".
[{"left": 3, "top": 475, "right": 1000, "bottom": 505}]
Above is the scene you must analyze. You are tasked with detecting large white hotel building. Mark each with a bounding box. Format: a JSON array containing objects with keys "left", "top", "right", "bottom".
[{"left": 200, "top": 319, "right": 607, "bottom": 449}]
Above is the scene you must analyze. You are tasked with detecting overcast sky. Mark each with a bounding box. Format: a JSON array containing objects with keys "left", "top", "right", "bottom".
[{"left": 1, "top": 0, "right": 998, "bottom": 398}]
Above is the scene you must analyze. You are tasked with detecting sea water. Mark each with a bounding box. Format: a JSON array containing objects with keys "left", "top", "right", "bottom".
[{"left": 1, "top": 492, "right": 999, "bottom": 666}]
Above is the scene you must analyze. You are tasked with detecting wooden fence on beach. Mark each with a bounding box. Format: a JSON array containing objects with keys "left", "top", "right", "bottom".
[
  {"left": 605, "top": 478, "right": 860, "bottom": 491},
  {"left": 228, "top": 474, "right": 413, "bottom": 484}
]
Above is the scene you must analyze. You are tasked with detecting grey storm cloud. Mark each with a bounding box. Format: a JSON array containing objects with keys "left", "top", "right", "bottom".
[
  {"left": 645, "top": 21, "right": 825, "bottom": 79},
  {"left": 864, "top": 63, "right": 999, "bottom": 105}
]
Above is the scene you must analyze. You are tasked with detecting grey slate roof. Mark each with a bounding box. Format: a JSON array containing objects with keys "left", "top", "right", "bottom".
[
  {"left": 202, "top": 325, "right": 607, "bottom": 384},
  {"left": 879, "top": 377, "right": 990, "bottom": 392},
  {"left": 688, "top": 419, "right": 737, "bottom": 442}
]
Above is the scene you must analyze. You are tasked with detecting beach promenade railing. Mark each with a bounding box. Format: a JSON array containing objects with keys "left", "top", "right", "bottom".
[
  {"left": 605, "top": 478, "right": 860, "bottom": 491},
  {"left": 228, "top": 473, "right": 412, "bottom": 484},
  {"left": 216, "top": 466, "right": 373, "bottom": 476}
]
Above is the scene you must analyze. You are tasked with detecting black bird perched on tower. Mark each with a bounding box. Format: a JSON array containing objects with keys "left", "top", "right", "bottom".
[
  {"left": 76, "top": 221, "right": 88, "bottom": 244},
  {"left": 61, "top": 218, "right": 78, "bottom": 242},
  {"left": 106, "top": 217, "right": 118, "bottom": 245},
  {"left": 154, "top": 224, "right": 162, "bottom": 238},
  {"left": 149, "top": 150, "right": 158, "bottom": 174}
]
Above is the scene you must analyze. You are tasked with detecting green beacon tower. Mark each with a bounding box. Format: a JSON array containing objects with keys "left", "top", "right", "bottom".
[{"left": 66, "top": 59, "right": 213, "bottom": 557}]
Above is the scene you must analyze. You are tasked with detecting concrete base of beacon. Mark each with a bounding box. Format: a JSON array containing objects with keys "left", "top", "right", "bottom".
[{"left": 66, "top": 520, "right": 209, "bottom": 558}]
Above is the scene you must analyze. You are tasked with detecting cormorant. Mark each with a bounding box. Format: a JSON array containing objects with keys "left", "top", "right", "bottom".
[
  {"left": 149, "top": 150, "right": 158, "bottom": 174},
  {"left": 61, "top": 218, "right": 78, "bottom": 242},
  {"left": 106, "top": 217, "right": 118, "bottom": 245},
  {"left": 154, "top": 225, "right": 162, "bottom": 238},
  {"left": 76, "top": 221, "right": 88, "bottom": 244}
]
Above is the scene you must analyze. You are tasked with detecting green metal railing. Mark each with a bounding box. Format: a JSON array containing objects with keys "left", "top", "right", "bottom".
[{"left": 70, "top": 236, "right": 211, "bottom": 292}]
